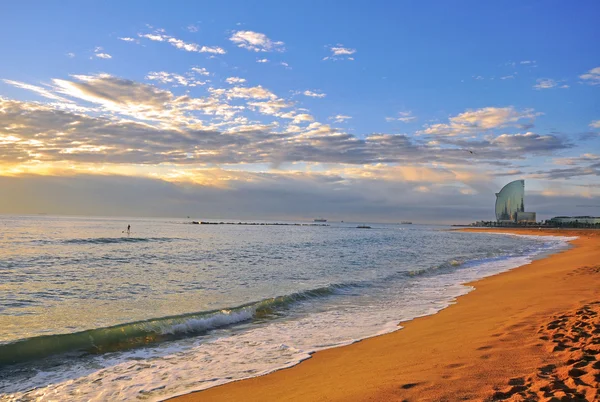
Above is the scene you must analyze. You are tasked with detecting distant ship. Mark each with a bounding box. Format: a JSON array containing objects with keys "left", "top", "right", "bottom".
[
  {"left": 314, "top": 218, "right": 327, "bottom": 222},
  {"left": 400, "top": 221, "right": 413, "bottom": 224},
  {"left": 357, "top": 225, "right": 371, "bottom": 229}
]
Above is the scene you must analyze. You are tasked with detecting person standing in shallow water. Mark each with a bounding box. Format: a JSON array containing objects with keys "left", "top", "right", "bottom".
[{"left": 127, "top": 224, "right": 130, "bottom": 234}]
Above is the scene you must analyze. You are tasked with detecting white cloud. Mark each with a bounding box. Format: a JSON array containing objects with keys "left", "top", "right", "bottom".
[
  {"left": 187, "top": 24, "right": 199, "bottom": 33},
  {"left": 3, "top": 79, "right": 73, "bottom": 102},
  {"left": 226, "top": 77, "right": 246, "bottom": 84},
  {"left": 119, "top": 37, "right": 137, "bottom": 42},
  {"left": 213, "top": 85, "right": 277, "bottom": 100},
  {"left": 92, "top": 46, "right": 112, "bottom": 59},
  {"left": 280, "top": 62, "right": 291, "bottom": 69},
  {"left": 580, "top": 67, "right": 600, "bottom": 85},
  {"left": 66, "top": 52, "right": 75, "bottom": 58},
  {"left": 146, "top": 71, "right": 205, "bottom": 87},
  {"left": 590, "top": 120, "right": 600, "bottom": 129},
  {"left": 520, "top": 60, "right": 535, "bottom": 65},
  {"left": 500, "top": 75, "right": 514, "bottom": 80},
  {"left": 247, "top": 99, "right": 292, "bottom": 115},
  {"left": 331, "top": 46, "right": 356, "bottom": 56},
  {"left": 472, "top": 75, "right": 484, "bottom": 80},
  {"left": 291, "top": 113, "right": 314, "bottom": 124},
  {"left": 303, "top": 90, "right": 326, "bottom": 98},
  {"left": 330, "top": 115, "right": 352, "bottom": 123},
  {"left": 256, "top": 58, "right": 269, "bottom": 63},
  {"left": 533, "top": 78, "right": 569, "bottom": 90},
  {"left": 386, "top": 111, "right": 416, "bottom": 123},
  {"left": 229, "top": 31, "right": 284, "bottom": 52},
  {"left": 421, "top": 107, "right": 541, "bottom": 136},
  {"left": 190, "top": 67, "right": 210, "bottom": 76},
  {"left": 139, "top": 30, "right": 226, "bottom": 54},
  {"left": 323, "top": 44, "right": 356, "bottom": 61},
  {"left": 199, "top": 46, "right": 226, "bottom": 54}
]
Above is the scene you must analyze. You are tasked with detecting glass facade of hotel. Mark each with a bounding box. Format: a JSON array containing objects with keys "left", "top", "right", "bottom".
[{"left": 495, "top": 180, "right": 525, "bottom": 222}]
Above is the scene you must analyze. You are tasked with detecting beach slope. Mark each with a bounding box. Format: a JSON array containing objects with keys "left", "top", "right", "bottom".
[{"left": 171, "top": 229, "right": 600, "bottom": 401}]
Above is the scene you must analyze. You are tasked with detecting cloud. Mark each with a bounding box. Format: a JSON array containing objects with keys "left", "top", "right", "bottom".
[
  {"left": 472, "top": 75, "right": 484, "bottom": 80},
  {"left": 323, "top": 45, "right": 356, "bottom": 61},
  {"left": 187, "top": 24, "right": 199, "bottom": 33},
  {"left": 533, "top": 78, "right": 568, "bottom": 90},
  {"left": 3, "top": 79, "right": 73, "bottom": 102},
  {"left": 421, "top": 107, "right": 541, "bottom": 136},
  {"left": 580, "top": 67, "right": 600, "bottom": 85},
  {"left": 226, "top": 77, "right": 246, "bottom": 84},
  {"left": 303, "top": 90, "right": 326, "bottom": 98},
  {"left": 331, "top": 46, "right": 355, "bottom": 56},
  {"left": 50, "top": 74, "right": 190, "bottom": 123},
  {"left": 139, "top": 30, "right": 226, "bottom": 54},
  {"left": 92, "top": 47, "right": 112, "bottom": 59},
  {"left": 247, "top": 99, "right": 292, "bottom": 115},
  {"left": 0, "top": 74, "right": 576, "bottom": 190},
  {"left": 280, "top": 62, "right": 291, "bottom": 69},
  {"left": 256, "top": 58, "right": 269, "bottom": 63},
  {"left": 330, "top": 115, "right": 352, "bottom": 123},
  {"left": 491, "top": 132, "right": 571, "bottom": 153},
  {"left": 0, "top": 172, "right": 523, "bottom": 223},
  {"left": 590, "top": 120, "right": 600, "bottom": 129},
  {"left": 291, "top": 113, "right": 314, "bottom": 123},
  {"left": 66, "top": 52, "right": 75, "bottom": 58},
  {"left": 532, "top": 154, "right": 600, "bottom": 180},
  {"left": 146, "top": 71, "right": 206, "bottom": 87},
  {"left": 214, "top": 85, "right": 277, "bottom": 100},
  {"left": 190, "top": 67, "right": 210, "bottom": 76},
  {"left": 229, "top": 31, "right": 284, "bottom": 52},
  {"left": 118, "top": 37, "right": 137, "bottom": 43},
  {"left": 500, "top": 75, "right": 514, "bottom": 80},
  {"left": 386, "top": 111, "right": 416, "bottom": 123}
]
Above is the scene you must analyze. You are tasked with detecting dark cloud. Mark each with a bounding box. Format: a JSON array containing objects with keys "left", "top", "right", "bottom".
[{"left": 0, "top": 173, "right": 594, "bottom": 223}]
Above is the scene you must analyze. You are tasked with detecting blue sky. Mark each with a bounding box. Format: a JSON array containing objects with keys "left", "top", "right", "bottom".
[{"left": 0, "top": 1, "right": 598, "bottom": 222}]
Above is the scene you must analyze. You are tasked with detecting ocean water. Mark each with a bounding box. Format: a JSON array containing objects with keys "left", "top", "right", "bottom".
[{"left": 0, "top": 215, "right": 574, "bottom": 401}]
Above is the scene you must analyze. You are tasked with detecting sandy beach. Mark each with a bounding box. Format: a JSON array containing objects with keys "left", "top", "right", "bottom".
[{"left": 170, "top": 229, "right": 600, "bottom": 402}]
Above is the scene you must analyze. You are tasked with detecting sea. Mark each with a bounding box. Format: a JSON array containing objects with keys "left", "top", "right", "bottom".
[{"left": 0, "top": 215, "right": 574, "bottom": 401}]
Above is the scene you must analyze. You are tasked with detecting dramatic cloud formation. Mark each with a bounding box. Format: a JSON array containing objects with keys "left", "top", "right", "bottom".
[{"left": 229, "top": 31, "right": 284, "bottom": 52}]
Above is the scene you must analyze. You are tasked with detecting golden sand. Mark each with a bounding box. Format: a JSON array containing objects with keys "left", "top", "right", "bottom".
[{"left": 170, "top": 229, "right": 600, "bottom": 401}]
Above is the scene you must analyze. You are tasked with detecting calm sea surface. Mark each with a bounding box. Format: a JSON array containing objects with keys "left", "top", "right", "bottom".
[{"left": 0, "top": 215, "right": 573, "bottom": 401}]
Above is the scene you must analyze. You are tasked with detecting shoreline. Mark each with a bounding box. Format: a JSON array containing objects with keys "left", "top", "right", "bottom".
[{"left": 169, "top": 228, "right": 600, "bottom": 402}]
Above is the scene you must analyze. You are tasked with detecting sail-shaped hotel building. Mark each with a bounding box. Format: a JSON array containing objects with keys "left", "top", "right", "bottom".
[{"left": 495, "top": 180, "right": 536, "bottom": 223}]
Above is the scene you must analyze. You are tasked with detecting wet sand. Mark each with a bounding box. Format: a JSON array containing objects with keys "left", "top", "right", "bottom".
[{"left": 169, "top": 229, "right": 600, "bottom": 402}]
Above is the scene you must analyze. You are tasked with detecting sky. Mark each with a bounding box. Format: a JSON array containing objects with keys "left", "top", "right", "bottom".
[{"left": 0, "top": 1, "right": 599, "bottom": 223}]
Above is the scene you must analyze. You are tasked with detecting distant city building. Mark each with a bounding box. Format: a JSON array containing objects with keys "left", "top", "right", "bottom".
[
  {"left": 495, "top": 179, "right": 536, "bottom": 223},
  {"left": 495, "top": 180, "right": 525, "bottom": 222},
  {"left": 548, "top": 216, "right": 600, "bottom": 225}
]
